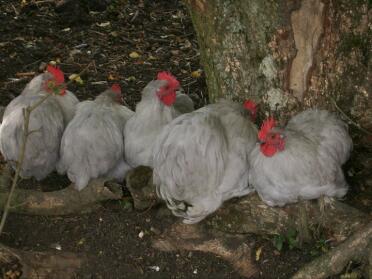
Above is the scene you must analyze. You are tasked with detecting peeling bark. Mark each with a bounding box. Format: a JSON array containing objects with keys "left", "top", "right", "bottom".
[
  {"left": 184, "top": 1, "right": 370, "bottom": 125},
  {"left": 289, "top": 0, "right": 325, "bottom": 100}
]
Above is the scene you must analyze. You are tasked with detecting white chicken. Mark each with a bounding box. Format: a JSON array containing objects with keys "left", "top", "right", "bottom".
[
  {"left": 0, "top": 66, "right": 79, "bottom": 180},
  {"left": 124, "top": 72, "right": 194, "bottom": 168},
  {"left": 249, "top": 109, "right": 353, "bottom": 207},
  {"left": 153, "top": 99, "right": 258, "bottom": 224},
  {"left": 57, "top": 84, "right": 134, "bottom": 191}
]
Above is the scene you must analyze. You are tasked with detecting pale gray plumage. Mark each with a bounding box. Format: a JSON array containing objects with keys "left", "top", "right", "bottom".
[
  {"left": 57, "top": 88, "right": 134, "bottom": 191},
  {"left": 153, "top": 100, "right": 258, "bottom": 224},
  {"left": 124, "top": 80, "right": 194, "bottom": 168},
  {"left": 249, "top": 109, "right": 352, "bottom": 207},
  {"left": 0, "top": 73, "right": 78, "bottom": 180}
]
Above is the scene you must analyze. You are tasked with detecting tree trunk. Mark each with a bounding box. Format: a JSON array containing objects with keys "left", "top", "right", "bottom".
[{"left": 184, "top": 0, "right": 371, "bottom": 128}]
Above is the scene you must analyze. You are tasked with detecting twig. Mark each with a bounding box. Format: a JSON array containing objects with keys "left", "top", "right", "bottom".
[
  {"left": 11, "top": 4, "right": 19, "bottom": 16},
  {"left": 0, "top": 92, "right": 51, "bottom": 235},
  {"left": 15, "top": 72, "right": 36, "bottom": 77},
  {"left": 0, "top": 61, "right": 95, "bottom": 235},
  {"left": 0, "top": 106, "right": 34, "bottom": 234},
  {"left": 330, "top": 97, "right": 372, "bottom": 135}
]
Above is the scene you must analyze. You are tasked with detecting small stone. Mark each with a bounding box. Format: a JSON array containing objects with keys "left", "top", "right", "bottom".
[{"left": 138, "top": 231, "right": 144, "bottom": 239}]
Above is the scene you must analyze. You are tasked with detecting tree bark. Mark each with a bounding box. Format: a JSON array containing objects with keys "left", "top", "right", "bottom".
[{"left": 184, "top": 0, "right": 371, "bottom": 128}]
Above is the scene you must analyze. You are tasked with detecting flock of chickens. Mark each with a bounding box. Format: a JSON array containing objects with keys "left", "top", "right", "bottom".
[{"left": 0, "top": 66, "right": 352, "bottom": 224}]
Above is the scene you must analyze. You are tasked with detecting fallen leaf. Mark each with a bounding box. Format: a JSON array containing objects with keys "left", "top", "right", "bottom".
[
  {"left": 191, "top": 69, "right": 202, "bottom": 78},
  {"left": 129, "top": 51, "right": 140, "bottom": 59},
  {"left": 255, "top": 247, "right": 262, "bottom": 261},
  {"left": 126, "top": 76, "right": 136, "bottom": 82},
  {"left": 110, "top": 31, "right": 119, "bottom": 37},
  {"left": 77, "top": 238, "right": 85, "bottom": 245},
  {"left": 62, "top": 28, "right": 71, "bottom": 32},
  {"left": 21, "top": 0, "right": 28, "bottom": 8},
  {"left": 107, "top": 74, "right": 116, "bottom": 80},
  {"left": 97, "top": 22, "right": 111, "bottom": 28},
  {"left": 69, "top": 74, "right": 84, "bottom": 85},
  {"left": 148, "top": 55, "right": 157, "bottom": 60}
]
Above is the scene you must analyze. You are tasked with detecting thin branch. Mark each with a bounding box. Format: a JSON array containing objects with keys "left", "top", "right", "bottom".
[
  {"left": 0, "top": 61, "right": 95, "bottom": 235},
  {"left": 0, "top": 107, "right": 32, "bottom": 234},
  {"left": 330, "top": 97, "right": 372, "bottom": 135}
]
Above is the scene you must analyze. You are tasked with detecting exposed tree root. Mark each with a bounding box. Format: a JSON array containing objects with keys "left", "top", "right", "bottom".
[
  {"left": 0, "top": 178, "right": 123, "bottom": 215},
  {"left": 292, "top": 221, "right": 372, "bottom": 279},
  {"left": 127, "top": 167, "right": 372, "bottom": 278},
  {"left": 0, "top": 243, "right": 84, "bottom": 279},
  {"left": 153, "top": 222, "right": 258, "bottom": 278}
]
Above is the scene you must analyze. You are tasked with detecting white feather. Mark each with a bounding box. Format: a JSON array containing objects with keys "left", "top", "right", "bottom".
[
  {"left": 124, "top": 80, "right": 194, "bottom": 168},
  {"left": 57, "top": 89, "right": 134, "bottom": 190},
  {"left": 153, "top": 100, "right": 258, "bottom": 223},
  {"left": 249, "top": 109, "right": 352, "bottom": 206},
  {"left": 0, "top": 73, "right": 78, "bottom": 180}
]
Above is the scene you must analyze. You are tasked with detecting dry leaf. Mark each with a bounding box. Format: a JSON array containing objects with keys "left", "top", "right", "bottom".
[
  {"left": 110, "top": 31, "right": 119, "bottom": 37},
  {"left": 129, "top": 51, "right": 140, "bottom": 59},
  {"left": 21, "top": 0, "right": 28, "bottom": 8},
  {"left": 126, "top": 76, "right": 136, "bottom": 82},
  {"left": 97, "top": 22, "right": 111, "bottom": 28},
  {"left": 108, "top": 74, "right": 116, "bottom": 80},
  {"left": 255, "top": 247, "right": 262, "bottom": 261},
  {"left": 191, "top": 69, "right": 202, "bottom": 78},
  {"left": 69, "top": 74, "right": 84, "bottom": 85}
]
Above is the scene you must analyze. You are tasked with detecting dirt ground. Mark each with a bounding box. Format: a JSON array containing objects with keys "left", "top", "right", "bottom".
[{"left": 0, "top": 1, "right": 371, "bottom": 278}]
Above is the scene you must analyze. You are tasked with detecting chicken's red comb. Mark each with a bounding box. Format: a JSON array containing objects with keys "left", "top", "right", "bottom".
[
  {"left": 243, "top": 100, "right": 257, "bottom": 112},
  {"left": 46, "top": 65, "right": 64, "bottom": 84},
  {"left": 111, "top": 83, "right": 121, "bottom": 94},
  {"left": 258, "top": 117, "right": 276, "bottom": 141},
  {"left": 157, "top": 71, "right": 180, "bottom": 90}
]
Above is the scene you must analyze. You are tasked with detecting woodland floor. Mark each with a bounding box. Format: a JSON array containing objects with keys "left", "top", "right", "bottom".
[{"left": 0, "top": 1, "right": 371, "bottom": 278}]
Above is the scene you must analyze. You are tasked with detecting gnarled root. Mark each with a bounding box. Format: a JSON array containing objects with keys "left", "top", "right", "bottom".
[
  {"left": 153, "top": 222, "right": 258, "bottom": 278},
  {"left": 0, "top": 178, "right": 123, "bottom": 215},
  {"left": 0, "top": 243, "right": 85, "bottom": 279}
]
